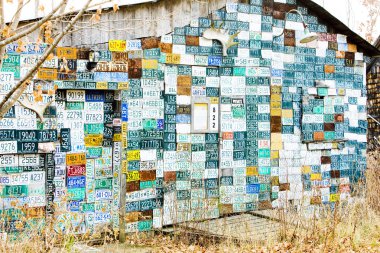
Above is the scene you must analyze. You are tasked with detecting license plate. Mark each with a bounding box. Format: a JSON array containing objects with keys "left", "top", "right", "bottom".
[
  {"left": 18, "top": 154, "right": 39, "bottom": 167},
  {"left": 94, "top": 212, "right": 111, "bottom": 224},
  {"left": 60, "top": 128, "right": 71, "bottom": 152},
  {"left": 27, "top": 195, "right": 46, "bottom": 207},
  {"left": 3, "top": 185, "right": 28, "bottom": 197},
  {"left": 65, "top": 110, "right": 83, "bottom": 120},
  {"left": 66, "top": 90, "right": 85, "bottom": 102},
  {"left": 54, "top": 187, "right": 66, "bottom": 200},
  {"left": 84, "top": 134, "right": 103, "bottom": 146},
  {"left": 86, "top": 147, "right": 102, "bottom": 158},
  {"left": 95, "top": 178, "right": 113, "bottom": 189},
  {"left": 0, "top": 118, "right": 16, "bottom": 129},
  {"left": 20, "top": 54, "right": 39, "bottom": 67},
  {"left": 0, "top": 129, "right": 16, "bottom": 140},
  {"left": 67, "top": 176, "right": 86, "bottom": 188},
  {"left": 84, "top": 123, "right": 104, "bottom": 134},
  {"left": 85, "top": 102, "right": 104, "bottom": 111},
  {"left": 42, "top": 56, "right": 58, "bottom": 68},
  {"left": 0, "top": 141, "right": 17, "bottom": 154},
  {"left": 17, "top": 130, "right": 37, "bottom": 142},
  {"left": 67, "top": 165, "right": 86, "bottom": 176},
  {"left": 95, "top": 189, "right": 112, "bottom": 200},
  {"left": 0, "top": 175, "right": 10, "bottom": 185},
  {"left": 10, "top": 173, "right": 30, "bottom": 185},
  {"left": 28, "top": 183, "right": 45, "bottom": 195},
  {"left": 53, "top": 177, "right": 66, "bottom": 188},
  {"left": 28, "top": 171, "right": 45, "bottom": 183},
  {"left": 38, "top": 130, "right": 57, "bottom": 142},
  {"left": 85, "top": 112, "right": 104, "bottom": 123},
  {"left": 67, "top": 188, "right": 85, "bottom": 201},
  {"left": 66, "top": 153, "right": 86, "bottom": 166},
  {"left": 0, "top": 155, "right": 18, "bottom": 167},
  {"left": 16, "top": 118, "right": 37, "bottom": 129},
  {"left": 17, "top": 142, "right": 38, "bottom": 154},
  {"left": 81, "top": 203, "right": 95, "bottom": 213}
]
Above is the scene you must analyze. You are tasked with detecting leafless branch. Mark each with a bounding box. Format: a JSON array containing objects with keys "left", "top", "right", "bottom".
[
  {"left": 0, "top": 0, "right": 93, "bottom": 119},
  {"left": 0, "top": 0, "right": 68, "bottom": 47}
]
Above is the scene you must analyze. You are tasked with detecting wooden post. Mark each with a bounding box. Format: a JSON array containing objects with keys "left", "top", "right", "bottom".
[{"left": 119, "top": 172, "right": 127, "bottom": 243}]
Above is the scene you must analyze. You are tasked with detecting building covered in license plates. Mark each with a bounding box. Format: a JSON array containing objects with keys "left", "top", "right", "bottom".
[{"left": 0, "top": 0, "right": 379, "bottom": 236}]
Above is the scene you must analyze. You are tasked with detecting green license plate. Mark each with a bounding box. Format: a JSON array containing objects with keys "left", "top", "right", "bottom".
[
  {"left": 68, "top": 188, "right": 86, "bottom": 201},
  {"left": 3, "top": 185, "right": 28, "bottom": 197},
  {"left": 84, "top": 123, "right": 104, "bottom": 134},
  {"left": 95, "top": 178, "right": 113, "bottom": 189},
  {"left": 66, "top": 102, "right": 84, "bottom": 110},
  {"left": 86, "top": 147, "right": 103, "bottom": 158}
]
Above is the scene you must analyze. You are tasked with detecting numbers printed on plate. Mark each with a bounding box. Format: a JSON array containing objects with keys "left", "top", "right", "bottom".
[
  {"left": 95, "top": 189, "right": 112, "bottom": 200},
  {"left": 0, "top": 155, "right": 17, "bottom": 167},
  {"left": 28, "top": 171, "right": 45, "bottom": 184},
  {"left": 0, "top": 141, "right": 17, "bottom": 154},
  {"left": 19, "top": 154, "right": 39, "bottom": 166},
  {"left": 66, "top": 90, "right": 85, "bottom": 102},
  {"left": 67, "top": 176, "right": 86, "bottom": 188}
]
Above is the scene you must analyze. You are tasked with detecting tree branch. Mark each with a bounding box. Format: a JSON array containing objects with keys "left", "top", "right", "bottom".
[
  {"left": 10, "top": 0, "right": 25, "bottom": 31},
  {"left": 0, "top": 0, "right": 68, "bottom": 48},
  {"left": 0, "top": 0, "right": 5, "bottom": 70},
  {"left": 0, "top": 0, "right": 93, "bottom": 119}
]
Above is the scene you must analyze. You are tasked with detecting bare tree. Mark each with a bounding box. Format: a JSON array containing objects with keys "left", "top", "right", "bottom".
[
  {"left": 360, "top": 0, "right": 380, "bottom": 43},
  {"left": 0, "top": 0, "right": 117, "bottom": 118}
]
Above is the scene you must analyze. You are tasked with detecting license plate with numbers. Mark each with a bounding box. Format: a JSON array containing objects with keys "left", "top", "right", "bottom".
[
  {"left": 66, "top": 90, "right": 85, "bottom": 102},
  {"left": 28, "top": 171, "right": 45, "bottom": 184},
  {"left": 18, "top": 154, "right": 39, "bottom": 166},
  {"left": 0, "top": 154, "right": 17, "bottom": 167},
  {"left": 9, "top": 173, "right": 30, "bottom": 185},
  {"left": 0, "top": 141, "right": 17, "bottom": 154},
  {"left": 67, "top": 176, "right": 86, "bottom": 188},
  {"left": 95, "top": 189, "right": 112, "bottom": 200}
]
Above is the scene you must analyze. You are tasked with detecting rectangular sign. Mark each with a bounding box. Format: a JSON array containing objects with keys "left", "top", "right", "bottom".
[
  {"left": 0, "top": 141, "right": 17, "bottom": 154},
  {"left": 66, "top": 153, "right": 86, "bottom": 166},
  {"left": 66, "top": 90, "right": 85, "bottom": 102},
  {"left": 67, "top": 176, "right": 86, "bottom": 188}
]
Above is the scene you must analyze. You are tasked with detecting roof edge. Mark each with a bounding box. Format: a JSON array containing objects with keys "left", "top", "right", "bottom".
[{"left": 298, "top": 0, "right": 380, "bottom": 57}]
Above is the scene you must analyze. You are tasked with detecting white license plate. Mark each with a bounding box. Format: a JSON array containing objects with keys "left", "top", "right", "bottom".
[
  {"left": 27, "top": 195, "right": 46, "bottom": 207},
  {"left": 85, "top": 102, "right": 104, "bottom": 111},
  {"left": 28, "top": 171, "right": 45, "bottom": 183},
  {"left": 53, "top": 177, "right": 66, "bottom": 188},
  {"left": 0, "top": 118, "right": 17, "bottom": 129},
  {"left": 54, "top": 187, "right": 66, "bottom": 200},
  {"left": 16, "top": 118, "right": 37, "bottom": 129},
  {"left": 19, "top": 154, "right": 40, "bottom": 166},
  {"left": 0, "top": 175, "right": 10, "bottom": 185},
  {"left": 28, "top": 183, "right": 45, "bottom": 195},
  {"left": 95, "top": 189, "right": 112, "bottom": 200},
  {"left": 85, "top": 112, "right": 104, "bottom": 123},
  {"left": 65, "top": 110, "right": 84, "bottom": 120},
  {"left": 0, "top": 72, "right": 14, "bottom": 83},
  {"left": 94, "top": 212, "right": 111, "bottom": 224},
  {"left": 66, "top": 90, "right": 85, "bottom": 102},
  {"left": 0, "top": 154, "right": 17, "bottom": 167},
  {"left": 9, "top": 173, "right": 30, "bottom": 185},
  {"left": 42, "top": 56, "right": 58, "bottom": 68},
  {"left": 0, "top": 141, "right": 17, "bottom": 154},
  {"left": 20, "top": 54, "right": 39, "bottom": 67}
]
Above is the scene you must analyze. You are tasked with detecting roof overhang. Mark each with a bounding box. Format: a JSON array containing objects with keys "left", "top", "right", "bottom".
[
  {"left": 298, "top": 0, "right": 380, "bottom": 57},
  {"left": 4, "top": 0, "right": 158, "bottom": 24}
]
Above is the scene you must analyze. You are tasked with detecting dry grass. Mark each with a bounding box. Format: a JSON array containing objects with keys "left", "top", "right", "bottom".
[{"left": 0, "top": 152, "right": 379, "bottom": 252}]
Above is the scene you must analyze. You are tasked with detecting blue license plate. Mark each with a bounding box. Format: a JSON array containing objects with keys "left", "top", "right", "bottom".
[{"left": 67, "top": 176, "right": 86, "bottom": 188}]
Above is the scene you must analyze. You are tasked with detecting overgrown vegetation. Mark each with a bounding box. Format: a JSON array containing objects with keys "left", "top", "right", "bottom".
[{"left": 0, "top": 152, "right": 379, "bottom": 252}]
